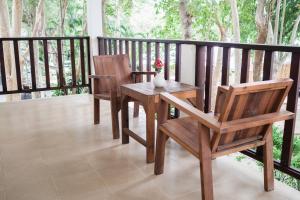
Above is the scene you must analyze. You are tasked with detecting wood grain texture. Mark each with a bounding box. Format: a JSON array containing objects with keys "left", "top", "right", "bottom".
[
  {"left": 120, "top": 81, "right": 198, "bottom": 163},
  {"left": 91, "top": 55, "right": 155, "bottom": 139},
  {"left": 155, "top": 79, "right": 294, "bottom": 200}
]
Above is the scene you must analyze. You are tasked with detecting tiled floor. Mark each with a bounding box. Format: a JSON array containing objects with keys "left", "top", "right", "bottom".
[{"left": 0, "top": 94, "right": 299, "bottom": 200}]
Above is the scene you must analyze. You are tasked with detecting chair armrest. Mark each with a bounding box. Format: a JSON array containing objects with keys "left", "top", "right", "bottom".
[
  {"left": 219, "top": 111, "right": 294, "bottom": 134},
  {"left": 160, "top": 92, "right": 221, "bottom": 131},
  {"left": 88, "top": 75, "right": 117, "bottom": 94}
]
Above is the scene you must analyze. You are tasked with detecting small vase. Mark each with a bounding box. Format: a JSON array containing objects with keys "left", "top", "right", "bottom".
[{"left": 153, "top": 72, "right": 166, "bottom": 88}]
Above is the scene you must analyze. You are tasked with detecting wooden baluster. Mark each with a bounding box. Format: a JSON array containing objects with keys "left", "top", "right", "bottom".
[
  {"left": 174, "top": 43, "right": 182, "bottom": 117},
  {"left": 131, "top": 41, "right": 136, "bottom": 71},
  {"left": 87, "top": 38, "right": 92, "bottom": 93},
  {"left": 29, "top": 40, "right": 36, "bottom": 90},
  {"left": 221, "top": 47, "right": 231, "bottom": 85},
  {"left": 164, "top": 43, "right": 170, "bottom": 80},
  {"left": 195, "top": 45, "right": 206, "bottom": 111},
  {"left": 0, "top": 40, "right": 7, "bottom": 93},
  {"left": 263, "top": 51, "right": 274, "bottom": 80},
  {"left": 98, "top": 38, "right": 101, "bottom": 55},
  {"left": 108, "top": 39, "right": 112, "bottom": 55},
  {"left": 205, "top": 46, "right": 213, "bottom": 113},
  {"left": 104, "top": 39, "right": 108, "bottom": 55},
  {"left": 125, "top": 40, "right": 129, "bottom": 55},
  {"left": 99, "top": 38, "right": 105, "bottom": 55},
  {"left": 13, "top": 40, "right": 22, "bottom": 91},
  {"left": 70, "top": 39, "right": 76, "bottom": 87},
  {"left": 113, "top": 39, "right": 117, "bottom": 54},
  {"left": 119, "top": 40, "right": 123, "bottom": 54},
  {"left": 146, "top": 42, "right": 151, "bottom": 82},
  {"left": 80, "top": 38, "right": 86, "bottom": 85},
  {"left": 281, "top": 52, "right": 300, "bottom": 167},
  {"left": 175, "top": 44, "right": 181, "bottom": 82},
  {"left": 57, "top": 39, "right": 64, "bottom": 87},
  {"left": 240, "top": 49, "right": 251, "bottom": 83},
  {"left": 155, "top": 42, "right": 160, "bottom": 59},
  {"left": 138, "top": 41, "right": 143, "bottom": 72},
  {"left": 43, "top": 39, "right": 50, "bottom": 89}
]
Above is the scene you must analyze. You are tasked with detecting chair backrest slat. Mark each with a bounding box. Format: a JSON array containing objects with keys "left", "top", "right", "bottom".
[
  {"left": 214, "top": 79, "right": 293, "bottom": 150},
  {"left": 93, "top": 54, "right": 132, "bottom": 93}
]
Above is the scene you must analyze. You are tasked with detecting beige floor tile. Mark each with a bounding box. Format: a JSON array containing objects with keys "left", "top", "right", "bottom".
[
  {"left": 0, "top": 161, "right": 5, "bottom": 191},
  {"left": 5, "top": 178, "right": 59, "bottom": 200},
  {"left": 2, "top": 158, "right": 50, "bottom": 187},
  {"left": 46, "top": 156, "right": 94, "bottom": 178},
  {"left": 107, "top": 176, "right": 170, "bottom": 200},
  {"left": 53, "top": 170, "right": 109, "bottom": 199},
  {"left": 0, "top": 189, "right": 5, "bottom": 200},
  {"left": 0, "top": 95, "right": 299, "bottom": 200}
]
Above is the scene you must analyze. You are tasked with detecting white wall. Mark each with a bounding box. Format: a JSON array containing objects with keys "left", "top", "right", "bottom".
[
  {"left": 180, "top": 45, "right": 196, "bottom": 85},
  {"left": 87, "top": 0, "right": 103, "bottom": 56}
]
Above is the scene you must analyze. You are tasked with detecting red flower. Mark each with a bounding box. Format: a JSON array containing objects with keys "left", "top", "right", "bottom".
[
  {"left": 153, "top": 58, "right": 164, "bottom": 72},
  {"left": 154, "top": 59, "right": 164, "bottom": 67}
]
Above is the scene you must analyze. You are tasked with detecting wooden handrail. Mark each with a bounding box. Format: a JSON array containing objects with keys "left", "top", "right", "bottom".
[{"left": 98, "top": 36, "right": 300, "bottom": 53}]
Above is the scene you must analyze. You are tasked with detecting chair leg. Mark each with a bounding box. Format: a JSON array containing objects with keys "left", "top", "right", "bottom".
[
  {"left": 200, "top": 159, "right": 214, "bottom": 200},
  {"left": 263, "top": 133, "right": 274, "bottom": 191},
  {"left": 133, "top": 102, "right": 139, "bottom": 117},
  {"left": 94, "top": 98, "right": 100, "bottom": 124},
  {"left": 199, "top": 124, "right": 214, "bottom": 200},
  {"left": 121, "top": 97, "right": 129, "bottom": 144},
  {"left": 154, "top": 130, "right": 168, "bottom": 175},
  {"left": 110, "top": 100, "right": 120, "bottom": 139}
]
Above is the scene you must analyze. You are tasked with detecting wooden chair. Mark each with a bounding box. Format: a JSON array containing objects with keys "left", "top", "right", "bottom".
[
  {"left": 89, "top": 54, "right": 155, "bottom": 139},
  {"left": 154, "top": 79, "right": 294, "bottom": 200}
]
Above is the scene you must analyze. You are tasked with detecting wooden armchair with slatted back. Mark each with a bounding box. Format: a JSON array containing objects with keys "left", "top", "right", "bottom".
[
  {"left": 89, "top": 54, "right": 155, "bottom": 139},
  {"left": 154, "top": 79, "right": 294, "bottom": 200}
]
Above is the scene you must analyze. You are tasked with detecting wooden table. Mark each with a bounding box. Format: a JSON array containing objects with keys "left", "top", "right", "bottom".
[{"left": 121, "top": 81, "right": 199, "bottom": 163}]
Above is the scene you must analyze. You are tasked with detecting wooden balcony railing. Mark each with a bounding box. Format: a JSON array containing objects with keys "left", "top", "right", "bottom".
[
  {"left": 0, "top": 36, "right": 92, "bottom": 95},
  {"left": 98, "top": 36, "right": 300, "bottom": 180}
]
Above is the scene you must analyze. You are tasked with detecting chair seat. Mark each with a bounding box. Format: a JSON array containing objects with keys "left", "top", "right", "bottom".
[{"left": 160, "top": 117, "right": 200, "bottom": 158}]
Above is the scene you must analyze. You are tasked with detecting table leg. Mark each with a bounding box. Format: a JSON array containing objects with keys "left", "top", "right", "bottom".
[
  {"left": 121, "top": 96, "right": 129, "bottom": 144},
  {"left": 145, "top": 98, "right": 155, "bottom": 163}
]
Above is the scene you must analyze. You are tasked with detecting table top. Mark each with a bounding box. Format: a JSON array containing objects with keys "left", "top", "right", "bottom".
[{"left": 121, "top": 80, "right": 198, "bottom": 96}]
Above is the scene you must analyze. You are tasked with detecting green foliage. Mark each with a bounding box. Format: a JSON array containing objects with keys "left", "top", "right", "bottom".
[
  {"left": 236, "top": 126, "right": 300, "bottom": 191},
  {"left": 105, "top": 0, "right": 259, "bottom": 43},
  {"left": 271, "top": 0, "right": 300, "bottom": 44},
  {"left": 238, "top": 0, "right": 256, "bottom": 43}
]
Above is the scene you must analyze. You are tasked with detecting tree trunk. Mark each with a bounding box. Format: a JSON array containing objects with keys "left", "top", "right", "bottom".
[
  {"left": 12, "top": 0, "right": 23, "bottom": 37},
  {"left": 272, "top": 0, "right": 281, "bottom": 44},
  {"left": 102, "top": 0, "right": 107, "bottom": 36},
  {"left": 212, "top": 14, "right": 227, "bottom": 108},
  {"left": 72, "top": 21, "right": 87, "bottom": 94},
  {"left": 0, "top": 0, "right": 22, "bottom": 101},
  {"left": 229, "top": 0, "right": 241, "bottom": 83},
  {"left": 59, "top": 0, "right": 68, "bottom": 36},
  {"left": 276, "top": 13, "right": 300, "bottom": 77},
  {"left": 179, "top": 0, "right": 192, "bottom": 40},
  {"left": 289, "top": 14, "right": 300, "bottom": 46},
  {"left": 253, "top": 0, "right": 268, "bottom": 81},
  {"left": 31, "top": 0, "right": 45, "bottom": 99},
  {"left": 279, "top": 0, "right": 286, "bottom": 45}
]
